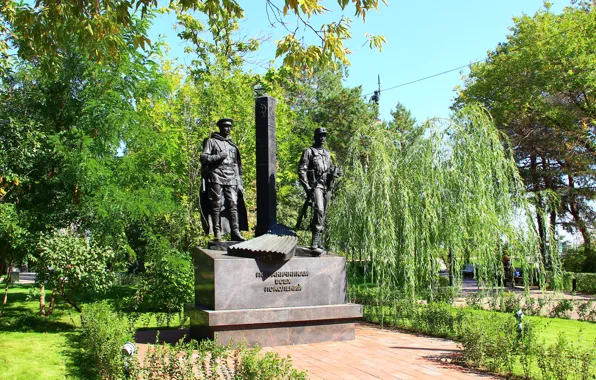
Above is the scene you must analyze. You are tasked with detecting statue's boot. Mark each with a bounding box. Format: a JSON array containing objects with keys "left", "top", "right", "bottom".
[
  {"left": 212, "top": 211, "right": 221, "bottom": 242},
  {"left": 230, "top": 210, "right": 246, "bottom": 241},
  {"left": 310, "top": 231, "right": 325, "bottom": 255}
]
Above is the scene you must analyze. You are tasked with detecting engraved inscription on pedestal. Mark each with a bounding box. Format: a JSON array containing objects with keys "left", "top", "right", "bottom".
[
  {"left": 257, "top": 270, "right": 307, "bottom": 292},
  {"left": 193, "top": 248, "right": 347, "bottom": 311}
]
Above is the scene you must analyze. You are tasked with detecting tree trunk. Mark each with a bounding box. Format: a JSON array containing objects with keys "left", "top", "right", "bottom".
[
  {"left": 542, "top": 156, "right": 557, "bottom": 242},
  {"left": 550, "top": 210, "right": 557, "bottom": 238},
  {"left": 1, "top": 266, "right": 11, "bottom": 316},
  {"left": 40, "top": 284, "right": 46, "bottom": 316},
  {"left": 568, "top": 175, "right": 592, "bottom": 247},
  {"left": 47, "top": 288, "right": 57, "bottom": 316},
  {"left": 530, "top": 154, "right": 548, "bottom": 264}
]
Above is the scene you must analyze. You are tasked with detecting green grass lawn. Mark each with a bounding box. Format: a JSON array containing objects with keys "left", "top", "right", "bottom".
[
  {"left": 0, "top": 332, "right": 73, "bottom": 380},
  {"left": 0, "top": 284, "right": 187, "bottom": 379},
  {"left": 0, "top": 285, "right": 80, "bottom": 379},
  {"left": 529, "top": 315, "right": 596, "bottom": 347}
]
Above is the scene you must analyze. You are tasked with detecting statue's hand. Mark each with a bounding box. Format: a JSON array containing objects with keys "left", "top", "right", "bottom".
[
  {"left": 304, "top": 186, "right": 313, "bottom": 197},
  {"left": 217, "top": 151, "right": 228, "bottom": 160},
  {"left": 335, "top": 166, "right": 343, "bottom": 177},
  {"left": 238, "top": 184, "right": 244, "bottom": 193}
]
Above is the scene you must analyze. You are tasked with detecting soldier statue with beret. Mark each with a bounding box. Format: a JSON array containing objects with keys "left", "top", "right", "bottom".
[
  {"left": 297, "top": 127, "right": 342, "bottom": 254},
  {"left": 200, "top": 118, "right": 248, "bottom": 242}
]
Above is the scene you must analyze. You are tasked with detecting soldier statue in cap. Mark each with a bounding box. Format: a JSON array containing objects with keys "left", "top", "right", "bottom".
[
  {"left": 297, "top": 127, "right": 342, "bottom": 254},
  {"left": 200, "top": 118, "right": 248, "bottom": 242}
]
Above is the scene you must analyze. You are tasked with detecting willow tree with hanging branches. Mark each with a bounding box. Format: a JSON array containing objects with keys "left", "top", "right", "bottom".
[{"left": 328, "top": 105, "right": 558, "bottom": 301}]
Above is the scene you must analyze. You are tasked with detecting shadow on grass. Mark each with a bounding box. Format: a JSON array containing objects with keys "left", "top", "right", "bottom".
[
  {"left": 0, "top": 313, "right": 76, "bottom": 333},
  {"left": 62, "top": 331, "right": 100, "bottom": 380},
  {"left": 76, "top": 285, "right": 138, "bottom": 309}
]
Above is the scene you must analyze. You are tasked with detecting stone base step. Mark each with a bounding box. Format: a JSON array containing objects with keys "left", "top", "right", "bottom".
[{"left": 186, "top": 303, "right": 362, "bottom": 347}]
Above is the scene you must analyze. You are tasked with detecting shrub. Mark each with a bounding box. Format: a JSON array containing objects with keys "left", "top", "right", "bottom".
[
  {"left": 563, "top": 247, "right": 587, "bottom": 273},
  {"left": 35, "top": 231, "right": 115, "bottom": 314},
  {"left": 413, "top": 301, "right": 462, "bottom": 338},
  {"left": 561, "top": 272, "right": 575, "bottom": 292},
  {"left": 434, "top": 286, "right": 456, "bottom": 304},
  {"left": 550, "top": 299, "right": 574, "bottom": 319},
  {"left": 576, "top": 273, "right": 596, "bottom": 294},
  {"left": 500, "top": 292, "right": 520, "bottom": 313},
  {"left": 536, "top": 334, "right": 596, "bottom": 380},
  {"left": 360, "top": 291, "right": 596, "bottom": 378},
  {"left": 577, "top": 300, "right": 596, "bottom": 322},
  {"left": 459, "top": 312, "right": 520, "bottom": 374},
  {"left": 437, "top": 275, "right": 451, "bottom": 287},
  {"left": 544, "top": 271, "right": 574, "bottom": 292},
  {"left": 522, "top": 296, "right": 541, "bottom": 316},
  {"left": 131, "top": 339, "right": 307, "bottom": 379},
  {"left": 80, "top": 301, "right": 135, "bottom": 380},
  {"left": 465, "top": 292, "right": 484, "bottom": 310},
  {"left": 133, "top": 249, "right": 194, "bottom": 324}
]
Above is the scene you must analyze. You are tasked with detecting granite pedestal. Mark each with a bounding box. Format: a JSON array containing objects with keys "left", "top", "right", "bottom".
[{"left": 188, "top": 248, "right": 362, "bottom": 347}]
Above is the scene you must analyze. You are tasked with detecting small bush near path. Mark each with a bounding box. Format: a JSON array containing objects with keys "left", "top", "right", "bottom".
[
  {"left": 353, "top": 286, "right": 596, "bottom": 379},
  {"left": 131, "top": 339, "right": 307, "bottom": 380},
  {"left": 79, "top": 301, "right": 136, "bottom": 379},
  {"left": 78, "top": 299, "right": 307, "bottom": 379}
]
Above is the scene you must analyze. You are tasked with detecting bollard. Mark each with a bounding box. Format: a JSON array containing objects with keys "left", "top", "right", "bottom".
[
  {"left": 122, "top": 342, "right": 136, "bottom": 372},
  {"left": 515, "top": 309, "right": 524, "bottom": 338}
]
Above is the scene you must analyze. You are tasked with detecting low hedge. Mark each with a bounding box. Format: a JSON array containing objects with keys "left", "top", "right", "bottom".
[
  {"left": 80, "top": 301, "right": 135, "bottom": 379},
  {"left": 353, "top": 287, "right": 596, "bottom": 379},
  {"left": 575, "top": 273, "right": 596, "bottom": 294},
  {"left": 545, "top": 272, "right": 596, "bottom": 294}
]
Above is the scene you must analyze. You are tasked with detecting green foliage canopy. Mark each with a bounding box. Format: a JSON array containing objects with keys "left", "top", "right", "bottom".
[
  {"left": 329, "top": 106, "right": 548, "bottom": 297},
  {"left": 36, "top": 231, "right": 115, "bottom": 312},
  {"left": 455, "top": 4, "right": 596, "bottom": 249},
  {"left": 0, "top": 0, "right": 387, "bottom": 75}
]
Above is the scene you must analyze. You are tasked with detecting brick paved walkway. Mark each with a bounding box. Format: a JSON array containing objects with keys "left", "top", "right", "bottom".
[
  {"left": 264, "top": 324, "right": 498, "bottom": 379},
  {"left": 135, "top": 324, "right": 498, "bottom": 379}
]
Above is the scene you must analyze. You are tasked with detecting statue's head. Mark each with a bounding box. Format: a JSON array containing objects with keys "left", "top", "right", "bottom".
[
  {"left": 314, "top": 127, "right": 327, "bottom": 146},
  {"left": 217, "top": 118, "right": 233, "bottom": 138}
]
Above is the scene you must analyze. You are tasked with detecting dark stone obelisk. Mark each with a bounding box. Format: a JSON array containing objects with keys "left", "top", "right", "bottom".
[{"left": 255, "top": 96, "right": 277, "bottom": 236}]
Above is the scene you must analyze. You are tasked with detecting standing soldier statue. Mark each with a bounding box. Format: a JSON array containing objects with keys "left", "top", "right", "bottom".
[
  {"left": 200, "top": 118, "right": 248, "bottom": 242},
  {"left": 297, "top": 128, "right": 342, "bottom": 254}
]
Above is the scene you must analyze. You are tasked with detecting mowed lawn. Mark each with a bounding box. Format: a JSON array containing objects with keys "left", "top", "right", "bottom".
[
  {"left": 0, "top": 284, "right": 186, "bottom": 379},
  {"left": 529, "top": 315, "right": 596, "bottom": 347},
  {"left": 0, "top": 332, "right": 73, "bottom": 379},
  {"left": 0, "top": 285, "right": 82, "bottom": 379}
]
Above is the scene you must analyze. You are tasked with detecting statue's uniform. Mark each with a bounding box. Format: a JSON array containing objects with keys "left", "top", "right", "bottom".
[
  {"left": 200, "top": 132, "right": 247, "bottom": 238},
  {"left": 298, "top": 146, "right": 334, "bottom": 244}
]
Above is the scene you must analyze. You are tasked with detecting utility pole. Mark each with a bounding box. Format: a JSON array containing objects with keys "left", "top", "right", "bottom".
[{"left": 370, "top": 75, "right": 381, "bottom": 106}]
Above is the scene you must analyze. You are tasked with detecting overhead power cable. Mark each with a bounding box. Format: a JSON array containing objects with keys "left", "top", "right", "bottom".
[{"left": 362, "top": 22, "right": 586, "bottom": 98}]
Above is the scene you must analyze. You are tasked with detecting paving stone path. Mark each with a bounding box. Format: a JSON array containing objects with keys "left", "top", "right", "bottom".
[
  {"left": 264, "top": 324, "right": 498, "bottom": 380},
  {"left": 135, "top": 324, "right": 498, "bottom": 379}
]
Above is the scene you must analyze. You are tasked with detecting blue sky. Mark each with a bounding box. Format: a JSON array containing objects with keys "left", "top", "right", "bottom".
[{"left": 150, "top": 1, "right": 567, "bottom": 123}]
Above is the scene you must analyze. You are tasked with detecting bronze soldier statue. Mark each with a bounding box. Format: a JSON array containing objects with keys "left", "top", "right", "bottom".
[
  {"left": 297, "top": 127, "right": 342, "bottom": 254},
  {"left": 200, "top": 118, "right": 248, "bottom": 242}
]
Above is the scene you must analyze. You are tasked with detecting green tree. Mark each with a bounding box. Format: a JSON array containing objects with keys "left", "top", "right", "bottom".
[
  {"left": 0, "top": 0, "right": 386, "bottom": 75},
  {"left": 329, "top": 106, "right": 548, "bottom": 298},
  {"left": 455, "top": 4, "right": 596, "bottom": 254},
  {"left": 36, "top": 231, "right": 115, "bottom": 314},
  {"left": 0, "top": 12, "right": 189, "bottom": 304}
]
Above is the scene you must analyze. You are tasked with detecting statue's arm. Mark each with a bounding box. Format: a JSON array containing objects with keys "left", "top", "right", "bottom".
[
  {"left": 200, "top": 139, "right": 226, "bottom": 164},
  {"left": 236, "top": 148, "right": 244, "bottom": 191},
  {"left": 298, "top": 149, "right": 311, "bottom": 191}
]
